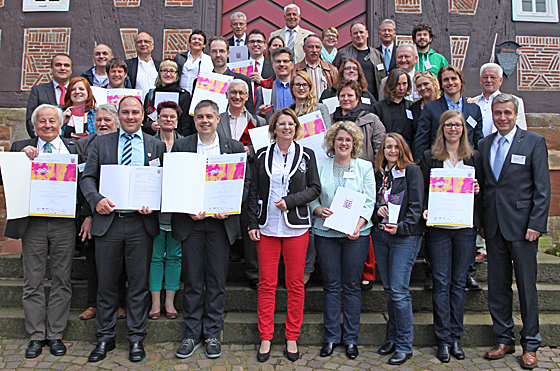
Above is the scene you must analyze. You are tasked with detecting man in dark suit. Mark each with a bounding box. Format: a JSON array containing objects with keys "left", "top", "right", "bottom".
[
  {"left": 247, "top": 29, "right": 275, "bottom": 113},
  {"left": 124, "top": 32, "right": 161, "bottom": 95},
  {"left": 81, "top": 96, "right": 165, "bottom": 363},
  {"left": 376, "top": 19, "right": 397, "bottom": 72},
  {"left": 227, "top": 12, "right": 247, "bottom": 46},
  {"left": 173, "top": 100, "right": 250, "bottom": 360},
  {"left": 26, "top": 54, "right": 72, "bottom": 138},
  {"left": 4, "top": 104, "right": 81, "bottom": 359},
  {"left": 479, "top": 94, "right": 550, "bottom": 370},
  {"left": 414, "top": 65, "right": 483, "bottom": 161}
]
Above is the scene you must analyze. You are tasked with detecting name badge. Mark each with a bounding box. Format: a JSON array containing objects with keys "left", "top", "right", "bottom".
[
  {"left": 361, "top": 97, "right": 371, "bottom": 105},
  {"left": 466, "top": 116, "right": 477, "bottom": 128},
  {"left": 406, "top": 109, "right": 413, "bottom": 120},
  {"left": 511, "top": 154, "right": 526, "bottom": 165},
  {"left": 343, "top": 171, "right": 357, "bottom": 179},
  {"left": 423, "top": 60, "right": 433, "bottom": 70},
  {"left": 149, "top": 158, "right": 161, "bottom": 167},
  {"left": 78, "top": 163, "right": 86, "bottom": 173},
  {"left": 376, "top": 63, "right": 385, "bottom": 71}
]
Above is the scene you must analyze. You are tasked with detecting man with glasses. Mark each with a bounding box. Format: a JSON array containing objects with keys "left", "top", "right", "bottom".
[
  {"left": 227, "top": 12, "right": 248, "bottom": 46},
  {"left": 376, "top": 19, "right": 397, "bottom": 72},
  {"left": 174, "top": 30, "right": 213, "bottom": 94},
  {"left": 125, "top": 32, "right": 161, "bottom": 98},
  {"left": 247, "top": 29, "right": 275, "bottom": 97},
  {"left": 295, "top": 34, "right": 338, "bottom": 97}
]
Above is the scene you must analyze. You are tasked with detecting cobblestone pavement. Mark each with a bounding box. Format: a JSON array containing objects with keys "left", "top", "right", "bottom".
[{"left": 1, "top": 339, "right": 559, "bottom": 370}]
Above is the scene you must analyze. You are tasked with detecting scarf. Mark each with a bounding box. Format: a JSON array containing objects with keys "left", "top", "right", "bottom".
[{"left": 332, "top": 105, "right": 363, "bottom": 123}]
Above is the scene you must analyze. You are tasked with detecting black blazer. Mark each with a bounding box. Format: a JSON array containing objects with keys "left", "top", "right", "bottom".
[
  {"left": 260, "top": 60, "right": 275, "bottom": 80},
  {"left": 420, "top": 149, "right": 483, "bottom": 229},
  {"left": 227, "top": 35, "right": 247, "bottom": 46},
  {"left": 376, "top": 45, "right": 398, "bottom": 72},
  {"left": 478, "top": 128, "right": 550, "bottom": 241},
  {"left": 413, "top": 95, "right": 483, "bottom": 160},
  {"left": 170, "top": 133, "right": 250, "bottom": 244},
  {"left": 192, "top": 68, "right": 254, "bottom": 114},
  {"left": 372, "top": 98, "right": 414, "bottom": 143},
  {"left": 26, "top": 82, "right": 58, "bottom": 138},
  {"left": 373, "top": 163, "right": 426, "bottom": 236},
  {"left": 248, "top": 142, "right": 321, "bottom": 230},
  {"left": 3, "top": 137, "right": 81, "bottom": 239},
  {"left": 124, "top": 57, "right": 162, "bottom": 89},
  {"left": 80, "top": 131, "right": 166, "bottom": 237}
]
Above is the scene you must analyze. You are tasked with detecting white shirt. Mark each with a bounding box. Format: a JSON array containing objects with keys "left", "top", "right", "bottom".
[
  {"left": 233, "top": 34, "right": 247, "bottom": 46},
  {"left": 285, "top": 26, "right": 299, "bottom": 44},
  {"left": 136, "top": 59, "right": 158, "bottom": 101},
  {"left": 228, "top": 108, "right": 248, "bottom": 141},
  {"left": 490, "top": 126, "right": 517, "bottom": 166},
  {"left": 260, "top": 142, "right": 307, "bottom": 238},
  {"left": 196, "top": 133, "right": 220, "bottom": 156},
  {"left": 52, "top": 80, "right": 69, "bottom": 105},
  {"left": 478, "top": 90, "right": 501, "bottom": 137},
  {"left": 249, "top": 56, "right": 265, "bottom": 92},
  {"left": 406, "top": 68, "right": 419, "bottom": 101},
  {"left": 37, "top": 136, "right": 70, "bottom": 154},
  {"left": 180, "top": 52, "right": 203, "bottom": 94}
]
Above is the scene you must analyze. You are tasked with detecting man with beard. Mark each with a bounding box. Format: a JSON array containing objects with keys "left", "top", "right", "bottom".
[
  {"left": 295, "top": 34, "right": 338, "bottom": 97},
  {"left": 412, "top": 23, "right": 448, "bottom": 76}
]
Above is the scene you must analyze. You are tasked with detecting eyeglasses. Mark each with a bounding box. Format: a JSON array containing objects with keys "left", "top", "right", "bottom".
[
  {"left": 384, "top": 146, "right": 399, "bottom": 150},
  {"left": 293, "top": 83, "right": 309, "bottom": 89},
  {"left": 247, "top": 40, "right": 265, "bottom": 45},
  {"left": 275, "top": 122, "right": 295, "bottom": 127},
  {"left": 444, "top": 123, "right": 463, "bottom": 129},
  {"left": 344, "top": 66, "right": 359, "bottom": 71},
  {"left": 324, "top": 34, "right": 338, "bottom": 38},
  {"left": 274, "top": 59, "right": 292, "bottom": 64},
  {"left": 228, "top": 90, "right": 247, "bottom": 96},
  {"left": 161, "top": 69, "right": 177, "bottom": 75}
]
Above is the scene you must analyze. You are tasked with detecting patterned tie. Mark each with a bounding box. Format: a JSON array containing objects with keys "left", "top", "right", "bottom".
[
  {"left": 384, "top": 47, "right": 390, "bottom": 71},
  {"left": 287, "top": 30, "right": 295, "bottom": 53},
  {"left": 43, "top": 142, "right": 53, "bottom": 153},
  {"left": 58, "top": 85, "right": 66, "bottom": 105},
  {"left": 121, "top": 134, "right": 133, "bottom": 166},
  {"left": 492, "top": 136, "right": 507, "bottom": 180},
  {"left": 236, "top": 39, "right": 241, "bottom": 46}
]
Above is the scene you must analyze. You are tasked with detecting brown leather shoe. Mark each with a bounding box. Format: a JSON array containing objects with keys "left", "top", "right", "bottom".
[
  {"left": 148, "top": 311, "right": 161, "bottom": 320},
  {"left": 118, "top": 307, "right": 127, "bottom": 319},
  {"left": 79, "top": 307, "right": 96, "bottom": 320},
  {"left": 484, "top": 344, "right": 515, "bottom": 360},
  {"left": 165, "top": 311, "right": 179, "bottom": 319},
  {"left": 520, "top": 350, "right": 537, "bottom": 369}
]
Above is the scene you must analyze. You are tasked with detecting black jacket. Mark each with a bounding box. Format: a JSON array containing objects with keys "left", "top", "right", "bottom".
[
  {"left": 372, "top": 98, "right": 414, "bottom": 143},
  {"left": 142, "top": 83, "right": 195, "bottom": 137},
  {"left": 124, "top": 57, "right": 162, "bottom": 89},
  {"left": 248, "top": 142, "right": 321, "bottom": 230}
]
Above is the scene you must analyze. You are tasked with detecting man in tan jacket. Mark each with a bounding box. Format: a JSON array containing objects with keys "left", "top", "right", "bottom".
[{"left": 295, "top": 34, "right": 338, "bottom": 97}]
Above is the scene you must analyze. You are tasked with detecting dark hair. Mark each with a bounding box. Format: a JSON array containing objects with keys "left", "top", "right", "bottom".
[
  {"left": 384, "top": 68, "right": 412, "bottom": 101},
  {"left": 374, "top": 133, "right": 415, "bottom": 172},
  {"left": 248, "top": 28, "right": 266, "bottom": 41},
  {"left": 336, "top": 79, "right": 362, "bottom": 99},
  {"left": 50, "top": 53, "right": 72, "bottom": 67},
  {"left": 61, "top": 77, "right": 96, "bottom": 112},
  {"left": 118, "top": 96, "right": 142, "bottom": 112},
  {"left": 412, "top": 22, "right": 434, "bottom": 40},
  {"left": 157, "top": 101, "right": 183, "bottom": 116},
  {"left": 272, "top": 46, "right": 294, "bottom": 62},
  {"left": 337, "top": 58, "right": 368, "bottom": 92},
  {"left": 350, "top": 21, "right": 367, "bottom": 33},
  {"left": 209, "top": 36, "right": 229, "bottom": 51},
  {"left": 189, "top": 29, "right": 207, "bottom": 44},
  {"left": 194, "top": 99, "right": 219, "bottom": 117},
  {"left": 437, "top": 65, "right": 466, "bottom": 95},
  {"left": 105, "top": 58, "right": 128, "bottom": 75},
  {"left": 269, "top": 108, "right": 301, "bottom": 141},
  {"left": 265, "top": 36, "right": 285, "bottom": 61}
]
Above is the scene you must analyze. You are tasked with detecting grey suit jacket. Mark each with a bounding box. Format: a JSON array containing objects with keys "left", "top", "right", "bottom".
[
  {"left": 269, "top": 27, "right": 314, "bottom": 64},
  {"left": 479, "top": 128, "right": 550, "bottom": 241},
  {"left": 170, "top": 133, "right": 251, "bottom": 244},
  {"left": 217, "top": 111, "right": 266, "bottom": 162},
  {"left": 255, "top": 84, "right": 280, "bottom": 121},
  {"left": 26, "top": 81, "right": 58, "bottom": 138},
  {"left": 80, "top": 131, "right": 166, "bottom": 237}
]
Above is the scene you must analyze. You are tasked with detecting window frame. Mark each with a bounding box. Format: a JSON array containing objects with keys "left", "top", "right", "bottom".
[
  {"left": 23, "top": 0, "right": 70, "bottom": 12},
  {"left": 512, "top": 0, "right": 559, "bottom": 22}
]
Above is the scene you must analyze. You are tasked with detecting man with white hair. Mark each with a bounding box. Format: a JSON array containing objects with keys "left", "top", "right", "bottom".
[
  {"left": 378, "top": 44, "right": 419, "bottom": 101},
  {"left": 268, "top": 4, "right": 313, "bottom": 64},
  {"left": 376, "top": 19, "right": 397, "bottom": 72},
  {"left": 228, "top": 12, "right": 248, "bottom": 46}
]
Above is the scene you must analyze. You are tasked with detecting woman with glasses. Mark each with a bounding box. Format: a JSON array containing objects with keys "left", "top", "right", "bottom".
[
  {"left": 410, "top": 71, "right": 440, "bottom": 159},
  {"left": 310, "top": 121, "right": 375, "bottom": 359},
  {"left": 373, "top": 133, "right": 425, "bottom": 366},
  {"left": 321, "top": 27, "right": 339, "bottom": 64},
  {"left": 320, "top": 58, "right": 377, "bottom": 112},
  {"left": 265, "top": 36, "right": 285, "bottom": 62},
  {"left": 289, "top": 70, "right": 332, "bottom": 128},
  {"left": 420, "top": 110, "right": 482, "bottom": 363},
  {"left": 143, "top": 59, "right": 195, "bottom": 137},
  {"left": 248, "top": 108, "right": 321, "bottom": 363}
]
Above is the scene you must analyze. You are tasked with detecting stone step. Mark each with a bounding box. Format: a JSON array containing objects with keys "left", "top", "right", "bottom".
[
  {"left": 0, "top": 308, "right": 559, "bottom": 347},
  {"left": 2, "top": 279, "right": 560, "bottom": 314}
]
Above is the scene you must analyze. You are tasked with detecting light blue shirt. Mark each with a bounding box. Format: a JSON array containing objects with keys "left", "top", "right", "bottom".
[
  {"left": 276, "top": 79, "right": 294, "bottom": 109},
  {"left": 118, "top": 128, "right": 144, "bottom": 166},
  {"left": 445, "top": 95, "right": 463, "bottom": 113}
]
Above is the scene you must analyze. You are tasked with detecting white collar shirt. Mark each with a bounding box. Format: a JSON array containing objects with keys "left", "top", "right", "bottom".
[
  {"left": 228, "top": 108, "right": 248, "bottom": 141},
  {"left": 234, "top": 34, "right": 247, "bottom": 46},
  {"left": 37, "top": 136, "right": 70, "bottom": 154},
  {"left": 490, "top": 125, "right": 517, "bottom": 166},
  {"left": 478, "top": 90, "right": 501, "bottom": 137},
  {"left": 52, "top": 80, "right": 69, "bottom": 105},
  {"left": 136, "top": 58, "right": 158, "bottom": 101},
  {"left": 285, "top": 26, "right": 299, "bottom": 42},
  {"left": 196, "top": 133, "right": 221, "bottom": 156},
  {"left": 180, "top": 51, "right": 203, "bottom": 93}
]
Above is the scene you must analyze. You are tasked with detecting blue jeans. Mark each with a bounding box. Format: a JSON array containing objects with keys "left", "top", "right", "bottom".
[
  {"left": 373, "top": 228, "right": 421, "bottom": 353},
  {"left": 315, "top": 235, "right": 370, "bottom": 345},
  {"left": 426, "top": 227, "right": 477, "bottom": 346}
]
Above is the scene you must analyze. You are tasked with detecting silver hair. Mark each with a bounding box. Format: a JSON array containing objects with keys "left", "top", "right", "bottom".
[
  {"left": 227, "top": 79, "right": 249, "bottom": 93},
  {"left": 379, "top": 19, "right": 396, "bottom": 31},
  {"left": 31, "top": 104, "right": 64, "bottom": 131},
  {"left": 230, "top": 12, "right": 247, "bottom": 23},
  {"left": 96, "top": 104, "right": 120, "bottom": 127},
  {"left": 284, "top": 4, "right": 300, "bottom": 15},
  {"left": 480, "top": 62, "right": 503, "bottom": 78},
  {"left": 396, "top": 43, "right": 418, "bottom": 59},
  {"left": 492, "top": 93, "right": 519, "bottom": 114}
]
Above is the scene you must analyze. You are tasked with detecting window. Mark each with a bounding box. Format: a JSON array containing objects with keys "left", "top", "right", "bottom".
[
  {"left": 513, "top": 0, "right": 559, "bottom": 22},
  {"left": 23, "top": 0, "right": 70, "bottom": 12}
]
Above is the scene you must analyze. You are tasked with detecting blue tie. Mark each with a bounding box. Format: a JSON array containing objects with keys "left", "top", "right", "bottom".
[
  {"left": 121, "top": 134, "right": 133, "bottom": 166},
  {"left": 384, "top": 47, "right": 390, "bottom": 70},
  {"left": 43, "top": 142, "right": 53, "bottom": 153},
  {"left": 493, "top": 136, "right": 507, "bottom": 180}
]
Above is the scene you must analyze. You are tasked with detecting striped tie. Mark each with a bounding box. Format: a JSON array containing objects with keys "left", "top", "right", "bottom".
[
  {"left": 287, "top": 30, "right": 295, "bottom": 53},
  {"left": 43, "top": 142, "right": 53, "bottom": 153},
  {"left": 121, "top": 134, "right": 133, "bottom": 166}
]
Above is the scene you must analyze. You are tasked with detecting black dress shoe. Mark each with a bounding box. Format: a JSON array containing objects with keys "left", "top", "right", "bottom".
[
  {"left": 320, "top": 342, "right": 338, "bottom": 357},
  {"left": 360, "top": 280, "right": 374, "bottom": 291},
  {"left": 88, "top": 340, "right": 116, "bottom": 362},
  {"left": 378, "top": 341, "right": 396, "bottom": 355},
  {"left": 129, "top": 341, "right": 146, "bottom": 362},
  {"left": 47, "top": 339, "right": 66, "bottom": 356},
  {"left": 248, "top": 278, "right": 259, "bottom": 290},
  {"left": 388, "top": 352, "right": 412, "bottom": 365},
  {"left": 451, "top": 342, "right": 465, "bottom": 360},
  {"left": 346, "top": 344, "right": 359, "bottom": 359},
  {"left": 25, "top": 340, "right": 46, "bottom": 359},
  {"left": 285, "top": 341, "right": 299, "bottom": 362},
  {"left": 257, "top": 344, "right": 270, "bottom": 363},
  {"left": 437, "top": 345, "right": 451, "bottom": 363},
  {"left": 466, "top": 276, "right": 483, "bottom": 291}
]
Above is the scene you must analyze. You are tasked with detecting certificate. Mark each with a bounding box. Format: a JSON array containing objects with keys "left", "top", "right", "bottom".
[
  {"left": 249, "top": 125, "right": 273, "bottom": 151},
  {"left": 0, "top": 153, "right": 31, "bottom": 219},
  {"left": 323, "top": 187, "right": 367, "bottom": 235},
  {"left": 148, "top": 91, "right": 180, "bottom": 120},
  {"left": 189, "top": 72, "right": 233, "bottom": 115},
  {"left": 106, "top": 88, "right": 143, "bottom": 107},
  {"left": 99, "top": 165, "right": 163, "bottom": 210},
  {"left": 91, "top": 86, "right": 108, "bottom": 105},
  {"left": 161, "top": 152, "right": 246, "bottom": 215},
  {"left": 229, "top": 46, "right": 249, "bottom": 62},
  {"left": 427, "top": 168, "right": 475, "bottom": 227},
  {"left": 322, "top": 96, "right": 340, "bottom": 114},
  {"left": 295, "top": 111, "right": 328, "bottom": 161},
  {"left": 227, "top": 60, "right": 255, "bottom": 77}
]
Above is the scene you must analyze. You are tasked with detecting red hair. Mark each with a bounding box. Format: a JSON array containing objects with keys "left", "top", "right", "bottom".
[{"left": 61, "top": 77, "right": 96, "bottom": 111}]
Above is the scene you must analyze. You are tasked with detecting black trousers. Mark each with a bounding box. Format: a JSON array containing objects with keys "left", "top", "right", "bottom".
[
  {"left": 487, "top": 226, "right": 541, "bottom": 352},
  {"left": 182, "top": 218, "right": 230, "bottom": 339},
  {"left": 240, "top": 201, "right": 258, "bottom": 281},
  {"left": 94, "top": 213, "right": 153, "bottom": 343}
]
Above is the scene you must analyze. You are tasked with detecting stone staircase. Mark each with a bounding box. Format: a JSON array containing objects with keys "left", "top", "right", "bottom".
[{"left": 1, "top": 252, "right": 560, "bottom": 346}]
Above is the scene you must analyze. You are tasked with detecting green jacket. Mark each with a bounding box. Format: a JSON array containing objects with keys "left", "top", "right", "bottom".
[{"left": 415, "top": 48, "right": 448, "bottom": 76}]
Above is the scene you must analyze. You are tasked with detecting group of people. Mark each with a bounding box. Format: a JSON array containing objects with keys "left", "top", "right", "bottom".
[{"left": 11, "top": 3, "right": 548, "bottom": 370}]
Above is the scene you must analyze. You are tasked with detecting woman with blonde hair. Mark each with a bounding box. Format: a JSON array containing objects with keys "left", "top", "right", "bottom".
[
  {"left": 321, "top": 27, "right": 339, "bottom": 64},
  {"left": 410, "top": 71, "right": 440, "bottom": 158},
  {"left": 289, "top": 70, "right": 332, "bottom": 128}
]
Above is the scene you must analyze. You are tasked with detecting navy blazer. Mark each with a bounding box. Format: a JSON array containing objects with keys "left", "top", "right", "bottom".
[
  {"left": 80, "top": 131, "right": 166, "bottom": 237},
  {"left": 478, "top": 128, "right": 550, "bottom": 241},
  {"left": 376, "top": 45, "right": 398, "bottom": 72},
  {"left": 413, "top": 95, "right": 483, "bottom": 160}
]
